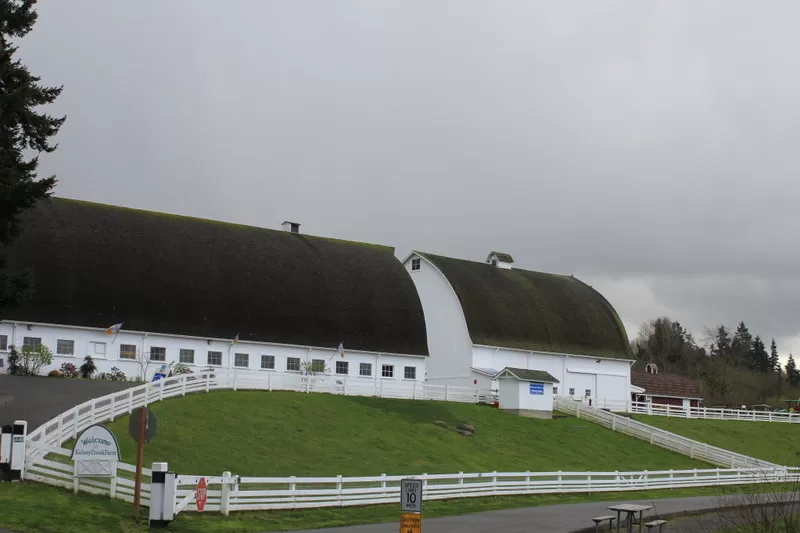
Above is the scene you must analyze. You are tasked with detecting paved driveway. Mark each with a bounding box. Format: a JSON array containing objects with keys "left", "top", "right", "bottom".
[
  {"left": 284, "top": 493, "right": 797, "bottom": 533},
  {"left": 0, "top": 375, "right": 137, "bottom": 430}
]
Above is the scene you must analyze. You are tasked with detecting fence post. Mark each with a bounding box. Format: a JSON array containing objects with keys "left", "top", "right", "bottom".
[
  {"left": 337, "top": 475, "right": 343, "bottom": 506},
  {"left": 557, "top": 471, "right": 562, "bottom": 491},
  {"left": 128, "top": 390, "right": 134, "bottom": 414},
  {"left": 268, "top": 371, "right": 272, "bottom": 392},
  {"left": 669, "top": 470, "right": 673, "bottom": 488},
  {"left": 492, "top": 471, "right": 497, "bottom": 495},
  {"left": 576, "top": 403, "right": 581, "bottom": 419},
  {"left": 110, "top": 396, "right": 115, "bottom": 422},
  {"left": 290, "top": 476, "right": 296, "bottom": 504},
  {"left": 5, "top": 421, "right": 27, "bottom": 482},
  {"left": 149, "top": 462, "right": 176, "bottom": 527},
  {"left": 381, "top": 473, "right": 387, "bottom": 490},
  {"left": 72, "top": 408, "right": 79, "bottom": 438},
  {"left": 206, "top": 373, "right": 211, "bottom": 393},
  {"left": 445, "top": 386, "right": 450, "bottom": 402},
  {"left": 412, "top": 381, "right": 416, "bottom": 400},
  {"left": 57, "top": 414, "right": 64, "bottom": 442},
  {"left": 159, "top": 381, "right": 165, "bottom": 402},
  {"left": 612, "top": 417, "right": 616, "bottom": 432},
  {"left": 460, "top": 472, "right": 465, "bottom": 494},
  {"left": 233, "top": 371, "right": 238, "bottom": 392},
  {"left": 221, "top": 471, "right": 232, "bottom": 516},
  {"left": 644, "top": 470, "right": 648, "bottom": 488},
  {"left": 181, "top": 376, "right": 187, "bottom": 397},
  {"left": 422, "top": 473, "right": 428, "bottom": 501},
  {"left": 690, "top": 443, "right": 695, "bottom": 459}
]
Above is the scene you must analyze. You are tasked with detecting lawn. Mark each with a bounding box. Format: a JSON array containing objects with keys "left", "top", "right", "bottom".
[
  {"left": 62, "top": 390, "right": 709, "bottom": 477},
  {"left": 631, "top": 415, "right": 800, "bottom": 467},
  {"left": 0, "top": 480, "right": 775, "bottom": 533}
]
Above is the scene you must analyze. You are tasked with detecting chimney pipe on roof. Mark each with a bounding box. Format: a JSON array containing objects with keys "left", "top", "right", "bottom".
[{"left": 282, "top": 221, "right": 300, "bottom": 234}]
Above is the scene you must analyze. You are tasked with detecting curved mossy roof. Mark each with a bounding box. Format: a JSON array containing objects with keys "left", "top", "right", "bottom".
[
  {"left": 6, "top": 198, "right": 428, "bottom": 356},
  {"left": 418, "top": 252, "right": 632, "bottom": 359}
]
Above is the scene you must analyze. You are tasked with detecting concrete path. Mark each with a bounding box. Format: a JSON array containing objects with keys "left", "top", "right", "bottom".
[
  {"left": 0, "top": 375, "right": 137, "bottom": 429},
  {"left": 286, "top": 493, "right": 797, "bottom": 533}
]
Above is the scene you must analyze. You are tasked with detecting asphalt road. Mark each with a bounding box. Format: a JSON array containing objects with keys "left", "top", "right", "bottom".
[
  {"left": 285, "top": 493, "right": 798, "bottom": 533},
  {"left": 0, "top": 375, "right": 137, "bottom": 429}
]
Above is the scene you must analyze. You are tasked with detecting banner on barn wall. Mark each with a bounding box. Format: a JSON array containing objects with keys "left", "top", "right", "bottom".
[
  {"left": 529, "top": 382, "right": 544, "bottom": 395},
  {"left": 71, "top": 424, "right": 120, "bottom": 477}
]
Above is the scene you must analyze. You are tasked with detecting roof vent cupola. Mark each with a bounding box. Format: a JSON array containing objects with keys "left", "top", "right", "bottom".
[
  {"left": 282, "top": 221, "right": 301, "bottom": 234},
  {"left": 645, "top": 363, "right": 659, "bottom": 375},
  {"left": 486, "top": 251, "right": 514, "bottom": 270}
]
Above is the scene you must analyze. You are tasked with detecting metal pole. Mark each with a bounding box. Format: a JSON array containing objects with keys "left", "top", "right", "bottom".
[{"left": 133, "top": 406, "right": 146, "bottom": 521}]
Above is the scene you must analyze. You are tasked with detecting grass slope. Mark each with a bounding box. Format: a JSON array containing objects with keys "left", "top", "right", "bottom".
[
  {"left": 75, "top": 390, "right": 708, "bottom": 476},
  {"left": 0, "top": 481, "right": 771, "bottom": 533},
  {"left": 632, "top": 415, "right": 800, "bottom": 466}
]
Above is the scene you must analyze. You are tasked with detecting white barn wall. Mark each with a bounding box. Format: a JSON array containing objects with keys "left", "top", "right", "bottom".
[
  {"left": 0, "top": 321, "right": 426, "bottom": 384},
  {"left": 472, "top": 345, "right": 631, "bottom": 411},
  {"left": 404, "top": 255, "right": 473, "bottom": 380}
]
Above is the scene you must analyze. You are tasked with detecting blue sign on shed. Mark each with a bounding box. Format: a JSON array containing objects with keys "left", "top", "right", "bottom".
[{"left": 529, "top": 382, "right": 544, "bottom": 395}]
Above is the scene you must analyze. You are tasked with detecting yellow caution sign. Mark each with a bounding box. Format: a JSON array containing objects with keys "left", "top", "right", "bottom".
[{"left": 400, "top": 512, "right": 421, "bottom": 533}]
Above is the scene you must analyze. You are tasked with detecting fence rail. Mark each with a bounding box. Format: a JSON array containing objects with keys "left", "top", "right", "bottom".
[
  {"left": 165, "top": 466, "right": 799, "bottom": 514},
  {"left": 555, "top": 397, "right": 779, "bottom": 470},
  {"left": 630, "top": 401, "right": 800, "bottom": 424}
]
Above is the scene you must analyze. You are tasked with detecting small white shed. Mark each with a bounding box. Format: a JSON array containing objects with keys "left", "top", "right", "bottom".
[{"left": 495, "top": 367, "right": 559, "bottom": 419}]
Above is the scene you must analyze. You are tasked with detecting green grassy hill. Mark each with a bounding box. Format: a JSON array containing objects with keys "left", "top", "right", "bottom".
[
  {"left": 632, "top": 415, "right": 800, "bottom": 466},
  {"left": 78, "top": 390, "right": 708, "bottom": 476}
]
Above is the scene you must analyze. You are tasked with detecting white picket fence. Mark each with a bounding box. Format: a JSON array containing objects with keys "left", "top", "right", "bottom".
[
  {"left": 555, "top": 397, "right": 779, "bottom": 470},
  {"left": 163, "top": 466, "right": 799, "bottom": 514},
  {"left": 630, "top": 401, "right": 800, "bottom": 424}
]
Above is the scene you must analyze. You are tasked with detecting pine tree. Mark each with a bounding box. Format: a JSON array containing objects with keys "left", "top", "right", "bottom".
[
  {"left": 770, "top": 339, "right": 782, "bottom": 375},
  {"left": 0, "top": 0, "right": 65, "bottom": 318},
  {"left": 786, "top": 354, "right": 799, "bottom": 387},
  {"left": 731, "top": 321, "right": 754, "bottom": 367},
  {"left": 751, "top": 336, "right": 770, "bottom": 373}
]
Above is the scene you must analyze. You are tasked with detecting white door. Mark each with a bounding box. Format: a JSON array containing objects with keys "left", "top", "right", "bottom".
[{"left": 596, "top": 374, "right": 627, "bottom": 411}]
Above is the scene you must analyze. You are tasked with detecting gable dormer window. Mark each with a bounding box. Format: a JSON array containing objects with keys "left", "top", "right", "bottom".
[{"left": 411, "top": 258, "right": 421, "bottom": 271}]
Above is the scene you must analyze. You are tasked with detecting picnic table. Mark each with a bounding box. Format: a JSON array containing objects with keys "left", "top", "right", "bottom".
[{"left": 607, "top": 503, "right": 653, "bottom": 533}]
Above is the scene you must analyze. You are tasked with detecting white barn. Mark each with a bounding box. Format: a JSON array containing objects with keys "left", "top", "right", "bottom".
[
  {"left": 0, "top": 198, "right": 430, "bottom": 388},
  {"left": 404, "top": 251, "right": 634, "bottom": 412}
]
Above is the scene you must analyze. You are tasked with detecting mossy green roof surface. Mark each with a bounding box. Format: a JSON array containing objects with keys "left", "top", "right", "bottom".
[
  {"left": 6, "top": 198, "right": 428, "bottom": 355},
  {"left": 419, "top": 252, "right": 632, "bottom": 359},
  {"left": 496, "top": 367, "right": 560, "bottom": 383}
]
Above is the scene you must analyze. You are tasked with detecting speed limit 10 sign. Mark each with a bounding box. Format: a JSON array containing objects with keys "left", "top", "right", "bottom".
[{"left": 400, "top": 478, "right": 422, "bottom": 513}]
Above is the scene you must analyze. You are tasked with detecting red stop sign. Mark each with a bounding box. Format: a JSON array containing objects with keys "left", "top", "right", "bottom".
[{"left": 196, "top": 477, "right": 208, "bottom": 512}]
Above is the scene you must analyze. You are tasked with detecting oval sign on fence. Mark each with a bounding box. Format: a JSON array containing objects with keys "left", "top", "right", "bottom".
[{"left": 196, "top": 477, "right": 208, "bottom": 512}]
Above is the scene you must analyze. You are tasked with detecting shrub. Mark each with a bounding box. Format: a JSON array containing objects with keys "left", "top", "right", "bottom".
[
  {"left": 60, "top": 362, "right": 79, "bottom": 378},
  {"left": 79, "top": 356, "right": 96, "bottom": 379},
  {"left": 7, "top": 346, "right": 19, "bottom": 375},
  {"left": 12, "top": 345, "right": 53, "bottom": 376},
  {"left": 103, "top": 367, "right": 127, "bottom": 381},
  {"left": 48, "top": 369, "right": 64, "bottom": 378},
  {"left": 167, "top": 362, "right": 193, "bottom": 377}
]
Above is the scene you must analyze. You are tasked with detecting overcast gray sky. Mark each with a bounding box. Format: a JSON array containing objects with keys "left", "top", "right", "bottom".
[{"left": 20, "top": 1, "right": 800, "bottom": 358}]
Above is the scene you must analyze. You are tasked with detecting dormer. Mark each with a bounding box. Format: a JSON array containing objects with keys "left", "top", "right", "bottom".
[
  {"left": 645, "top": 363, "right": 659, "bottom": 375},
  {"left": 282, "top": 221, "right": 301, "bottom": 234},
  {"left": 486, "top": 251, "right": 514, "bottom": 270}
]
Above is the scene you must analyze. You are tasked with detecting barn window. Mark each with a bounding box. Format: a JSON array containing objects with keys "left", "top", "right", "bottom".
[
  {"left": 336, "top": 361, "right": 349, "bottom": 375},
  {"left": 359, "top": 363, "right": 372, "bottom": 376},
  {"left": 381, "top": 365, "right": 394, "bottom": 378},
  {"left": 404, "top": 366, "right": 416, "bottom": 380},
  {"left": 0, "top": 335, "right": 8, "bottom": 351},
  {"left": 286, "top": 357, "right": 301, "bottom": 371},
  {"left": 585, "top": 389, "right": 591, "bottom": 398},
  {"left": 569, "top": 387, "right": 575, "bottom": 396},
  {"left": 150, "top": 347, "right": 166, "bottom": 362},
  {"left": 179, "top": 349, "right": 195, "bottom": 364},
  {"left": 311, "top": 359, "right": 326, "bottom": 372},
  {"left": 261, "top": 355, "right": 275, "bottom": 369},
  {"left": 57, "top": 339, "right": 75, "bottom": 356},
  {"left": 90, "top": 342, "right": 106, "bottom": 356},
  {"left": 23, "top": 337, "right": 42, "bottom": 352},
  {"left": 120, "top": 344, "right": 136, "bottom": 360},
  {"left": 411, "top": 258, "right": 421, "bottom": 271},
  {"left": 234, "top": 353, "right": 249, "bottom": 368},
  {"left": 207, "top": 351, "right": 222, "bottom": 366},
  {"left": 553, "top": 386, "right": 558, "bottom": 395}
]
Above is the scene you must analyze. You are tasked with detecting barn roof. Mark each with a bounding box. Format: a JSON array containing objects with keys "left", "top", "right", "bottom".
[
  {"left": 417, "top": 252, "right": 633, "bottom": 359},
  {"left": 630, "top": 370, "right": 701, "bottom": 399},
  {"left": 5, "top": 198, "right": 429, "bottom": 356}
]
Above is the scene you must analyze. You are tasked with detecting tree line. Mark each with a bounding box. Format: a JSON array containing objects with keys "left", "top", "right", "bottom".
[{"left": 631, "top": 317, "right": 799, "bottom": 406}]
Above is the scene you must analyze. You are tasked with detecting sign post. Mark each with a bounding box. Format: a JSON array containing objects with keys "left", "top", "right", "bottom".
[
  {"left": 400, "top": 478, "right": 422, "bottom": 533},
  {"left": 129, "top": 406, "right": 158, "bottom": 521}
]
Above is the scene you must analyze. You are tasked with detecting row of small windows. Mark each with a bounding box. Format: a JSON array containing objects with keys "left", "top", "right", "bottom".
[
  {"left": 553, "top": 387, "right": 592, "bottom": 398},
  {"left": 2, "top": 336, "right": 418, "bottom": 379}
]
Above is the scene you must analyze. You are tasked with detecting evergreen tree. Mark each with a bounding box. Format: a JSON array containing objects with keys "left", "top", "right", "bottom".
[
  {"left": 731, "top": 321, "right": 754, "bottom": 367},
  {"left": 770, "top": 339, "right": 782, "bottom": 375},
  {"left": 786, "top": 354, "right": 799, "bottom": 387},
  {"left": 0, "top": 0, "right": 65, "bottom": 318},
  {"left": 709, "top": 325, "right": 732, "bottom": 361},
  {"left": 751, "top": 336, "right": 770, "bottom": 373}
]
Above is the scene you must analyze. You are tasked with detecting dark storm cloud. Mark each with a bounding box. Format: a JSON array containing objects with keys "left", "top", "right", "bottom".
[{"left": 17, "top": 1, "right": 800, "bottom": 352}]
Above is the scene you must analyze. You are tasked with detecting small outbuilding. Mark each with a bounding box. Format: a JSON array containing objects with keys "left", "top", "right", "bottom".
[
  {"left": 495, "top": 367, "right": 559, "bottom": 419},
  {"left": 630, "top": 363, "right": 702, "bottom": 408}
]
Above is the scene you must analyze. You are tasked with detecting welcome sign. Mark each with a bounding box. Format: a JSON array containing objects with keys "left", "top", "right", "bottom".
[{"left": 71, "top": 424, "right": 120, "bottom": 477}]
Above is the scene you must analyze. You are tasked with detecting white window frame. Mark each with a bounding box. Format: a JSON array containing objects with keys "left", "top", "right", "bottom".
[
  {"left": 261, "top": 355, "right": 275, "bottom": 370},
  {"left": 23, "top": 337, "right": 42, "bottom": 352},
  {"left": 569, "top": 387, "right": 575, "bottom": 396},
  {"left": 179, "top": 349, "right": 195, "bottom": 364},
  {"left": 234, "top": 353, "right": 249, "bottom": 368},
  {"left": 120, "top": 344, "right": 137, "bottom": 360},
  {"left": 381, "top": 364, "right": 394, "bottom": 378},
  {"left": 553, "top": 386, "right": 558, "bottom": 395},
  {"left": 335, "top": 360, "right": 349, "bottom": 375},
  {"left": 0, "top": 334, "right": 8, "bottom": 351},
  {"left": 411, "top": 258, "right": 421, "bottom": 271},
  {"left": 207, "top": 351, "right": 223, "bottom": 366},
  {"left": 359, "top": 362, "right": 372, "bottom": 377},
  {"left": 149, "top": 346, "right": 166, "bottom": 362},
  {"left": 287, "top": 357, "right": 301, "bottom": 372},
  {"left": 90, "top": 341, "right": 107, "bottom": 357},
  {"left": 56, "top": 339, "right": 75, "bottom": 356},
  {"left": 403, "top": 366, "right": 416, "bottom": 380},
  {"left": 585, "top": 389, "right": 591, "bottom": 398}
]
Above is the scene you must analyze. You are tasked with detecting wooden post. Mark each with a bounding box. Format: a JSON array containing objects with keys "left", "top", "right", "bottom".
[{"left": 133, "top": 407, "right": 147, "bottom": 521}]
